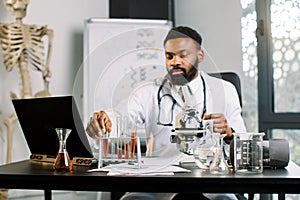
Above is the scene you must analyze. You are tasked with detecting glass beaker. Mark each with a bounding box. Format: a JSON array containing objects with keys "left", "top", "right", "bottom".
[
  {"left": 53, "top": 128, "right": 73, "bottom": 172},
  {"left": 194, "top": 120, "right": 215, "bottom": 169},
  {"left": 233, "top": 132, "right": 265, "bottom": 174},
  {"left": 209, "top": 133, "right": 230, "bottom": 174}
]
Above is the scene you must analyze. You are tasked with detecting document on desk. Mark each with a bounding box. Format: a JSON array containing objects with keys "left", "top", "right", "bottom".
[{"left": 88, "top": 157, "right": 191, "bottom": 176}]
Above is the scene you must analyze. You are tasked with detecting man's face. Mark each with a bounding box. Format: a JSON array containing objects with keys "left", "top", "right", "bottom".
[{"left": 164, "top": 37, "right": 204, "bottom": 85}]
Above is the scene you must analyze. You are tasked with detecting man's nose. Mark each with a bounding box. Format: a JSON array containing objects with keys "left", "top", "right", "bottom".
[{"left": 170, "top": 55, "right": 182, "bottom": 66}]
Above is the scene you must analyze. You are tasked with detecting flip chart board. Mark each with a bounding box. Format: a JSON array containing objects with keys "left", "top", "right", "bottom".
[{"left": 83, "top": 18, "right": 172, "bottom": 123}]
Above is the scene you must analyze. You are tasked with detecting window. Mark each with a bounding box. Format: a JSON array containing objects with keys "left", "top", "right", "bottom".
[
  {"left": 241, "top": 0, "right": 300, "bottom": 166},
  {"left": 241, "top": 1, "right": 300, "bottom": 199}
]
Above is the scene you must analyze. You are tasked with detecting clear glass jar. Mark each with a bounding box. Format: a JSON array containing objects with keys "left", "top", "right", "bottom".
[
  {"left": 194, "top": 120, "right": 215, "bottom": 169},
  {"left": 209, "top": 133, "right": 230, "bottom": 174}
]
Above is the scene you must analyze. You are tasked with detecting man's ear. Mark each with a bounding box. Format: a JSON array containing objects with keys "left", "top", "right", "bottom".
[{"left": 197, "top": 49, "right": 204, "bottom": 62}]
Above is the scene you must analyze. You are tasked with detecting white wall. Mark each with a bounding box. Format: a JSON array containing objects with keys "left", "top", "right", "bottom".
[
  {"left": 0, "top": 0, "right": 243, "bottom": 164},
  {"left": 174, "top": 0, "right": 243, "bottom": 75}
]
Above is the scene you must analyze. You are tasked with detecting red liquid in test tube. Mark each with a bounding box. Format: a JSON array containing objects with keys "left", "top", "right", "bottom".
[
  {"left": 103, "top": 138, "right": 108, "bottom": 157},
  {"left": 129, "top": 132, "right": 136, "bottom": 159}
]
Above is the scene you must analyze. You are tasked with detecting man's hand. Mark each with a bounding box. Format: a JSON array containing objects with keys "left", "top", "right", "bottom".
[
  {"left": 203, "top": 113, "right": 233, "bottom": 139},
  {"left": 86, "top": 111, "right": 112, "bottom": 139}
]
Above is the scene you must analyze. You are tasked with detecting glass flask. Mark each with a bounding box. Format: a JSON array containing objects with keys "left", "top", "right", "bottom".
[
  {"left": 53, "top": 128, "right": 73, "bottom": 172},
  {"left": 193, "top": 120, "right": 215, "bottom": 169},
  {"left": 209, "top": 133, "right": 230, "bottom": 174}
]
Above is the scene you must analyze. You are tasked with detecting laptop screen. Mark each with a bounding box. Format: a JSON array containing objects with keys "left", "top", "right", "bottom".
[{"left": 12, "top": 96, "right": 94, "bottom": 160}]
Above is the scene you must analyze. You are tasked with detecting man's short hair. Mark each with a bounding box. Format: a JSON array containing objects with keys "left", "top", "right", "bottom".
[{"left": 163, "top": 26, "right": 202, "bottom": 48}]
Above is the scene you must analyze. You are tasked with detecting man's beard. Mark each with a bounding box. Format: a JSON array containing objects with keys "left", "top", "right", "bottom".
[{"left": 168, "top": 60, "right": 198, "bottom": 85}]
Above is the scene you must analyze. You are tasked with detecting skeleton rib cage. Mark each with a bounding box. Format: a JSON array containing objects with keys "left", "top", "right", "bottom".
[{"left": 0, "top": 23, "right": 48, "bottom": 72}]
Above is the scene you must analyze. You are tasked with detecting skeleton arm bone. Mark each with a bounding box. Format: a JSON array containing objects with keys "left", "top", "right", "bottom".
[
  {"left": 42, "top": 28, "right": 53, "bottom": 90},
  {"left": 4, "top": 113, "right": 17, "bottom": 164}
]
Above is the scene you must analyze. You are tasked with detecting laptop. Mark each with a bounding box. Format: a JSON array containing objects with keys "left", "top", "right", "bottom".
[{"left": 12, "top": 96, "right": 96, "bottom": 166}]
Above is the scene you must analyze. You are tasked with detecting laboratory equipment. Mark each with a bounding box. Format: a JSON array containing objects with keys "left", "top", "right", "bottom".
[
  {"left": 98, "top": 116, "right": 141, "bottom": 168},
  {"left": 233, "top": 132, "right": 265, "bottom": 174},
  {"left": 53, "top": 128, "right": 73, "bottom": 172},
  {"left": 170, "top": 85, "right": 205, "bottom": 155},
  {"left": 209, "top": 133, "right": 230, "bottom": 174},
  {"left": 193, "top": 120, "right": 215, "bottom": 169}
]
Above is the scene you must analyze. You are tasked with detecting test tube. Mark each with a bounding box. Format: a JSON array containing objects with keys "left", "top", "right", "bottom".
[
  {"left": 136, "top": 137, "right": 142, "bottom": 168},
  {"left": 102, "top": 134, "right": 108, "bottom": 157},
  {"left": 98, "top": 139, "right": 103, "bottom": 168},
  {"left": 116, "top": 116, "right": 122, "bottom": 160},
  {"left": 123, "top": 116, "right": 129, "bottom": 159},
  {"left": 117, "top": 144, "right": 122, "bottom": 159},
  {"left": 129, "top": 132, "right": 136, "bottom": 160},
  {"left": 124, "top": 142, "right": 129, "bottom": 159},
  {"left": 129, "top": 117, "right": 137, "bottom": 160},
  {"left": 110, "top": 137, "right": 115, "bottom": 159}
]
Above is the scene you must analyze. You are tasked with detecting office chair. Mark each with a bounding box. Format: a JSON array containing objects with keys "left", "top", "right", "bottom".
[{"left": 208, "top": 72, "right": 243, "bottom": 108}]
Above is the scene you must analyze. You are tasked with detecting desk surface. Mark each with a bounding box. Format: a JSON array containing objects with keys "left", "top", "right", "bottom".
[{"left": 0, "top": 160, "right": 300, "bottom": 194}]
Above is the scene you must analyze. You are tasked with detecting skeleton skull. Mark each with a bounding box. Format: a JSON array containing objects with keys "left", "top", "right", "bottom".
[{"left": 3, "top": 0, "right": 30, "bottom": 20}]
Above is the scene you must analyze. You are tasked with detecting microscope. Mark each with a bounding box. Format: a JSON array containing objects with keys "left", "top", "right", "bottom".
[
  {"left": 170, "top": 85, "right": 290, "bottom": 168},
  {"left": 170, "top": 85, "right": 207, "bottom": 155}
]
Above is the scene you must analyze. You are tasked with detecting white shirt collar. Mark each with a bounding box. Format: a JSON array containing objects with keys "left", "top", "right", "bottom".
[{"left": 167, "top": 72, "right": 204, "bottom": 95}]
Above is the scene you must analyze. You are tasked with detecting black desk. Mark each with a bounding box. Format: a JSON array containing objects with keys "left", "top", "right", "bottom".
[{"left": 0, "top": 160, "right": 300, "bottom": 200}]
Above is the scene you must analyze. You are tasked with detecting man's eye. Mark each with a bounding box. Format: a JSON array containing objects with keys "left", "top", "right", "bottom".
[
  {"left": 166, "top": 54, "right": 173, "bottom": 60},
  {"left": 180, "top": 54, "right": 187, "bottom": 58}
]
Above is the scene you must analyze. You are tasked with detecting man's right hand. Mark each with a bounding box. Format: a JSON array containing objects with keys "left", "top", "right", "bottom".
[{"left": 86, "top": 111, "right": 112, "bottom": 139}]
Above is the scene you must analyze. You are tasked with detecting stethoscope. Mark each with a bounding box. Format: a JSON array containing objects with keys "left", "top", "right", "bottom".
[{"left": 157, "top": 73, "right": 207, "bottom": 126}]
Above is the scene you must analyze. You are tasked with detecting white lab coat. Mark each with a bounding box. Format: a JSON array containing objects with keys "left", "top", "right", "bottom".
[
  {"left": 116, "top": 71, "right": 246, "bottom": 200},
  {"left": 121, "top": 71, "right": 246, "bottom": 158}
]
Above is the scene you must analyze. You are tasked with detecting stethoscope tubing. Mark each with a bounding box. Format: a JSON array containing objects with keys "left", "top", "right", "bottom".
[{"left": 157, "top": 73, "right": 206, "bottom": 126}]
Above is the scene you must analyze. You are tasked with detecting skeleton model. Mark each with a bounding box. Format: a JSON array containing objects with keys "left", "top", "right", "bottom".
[{"left": 0, "top": 0, "right": 53, "bottom": 166}]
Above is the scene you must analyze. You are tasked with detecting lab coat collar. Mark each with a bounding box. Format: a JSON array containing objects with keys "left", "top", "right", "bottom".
[
  {"left": 186, "top": 72, "right": 203, "bottom": 96},
  {"left": 161, "top": 72, "right": 206, "bottom": 107}
]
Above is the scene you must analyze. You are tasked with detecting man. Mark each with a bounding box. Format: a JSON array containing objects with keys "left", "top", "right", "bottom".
[{"left": 86, "top": 26, "right": 246, "bottom": 200}]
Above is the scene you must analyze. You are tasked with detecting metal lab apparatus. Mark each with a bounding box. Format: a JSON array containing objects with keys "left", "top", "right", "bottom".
[
  {"left": 170, "top": 85, "right": 208, "bottom": 155},
  {"left": 170, "top": 104, "right": 207, "bottom": 155}
]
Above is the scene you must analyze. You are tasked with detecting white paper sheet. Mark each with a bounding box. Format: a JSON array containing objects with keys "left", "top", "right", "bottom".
[{"left": 87, "top": 157, "right": 191, "bottom": 176}]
